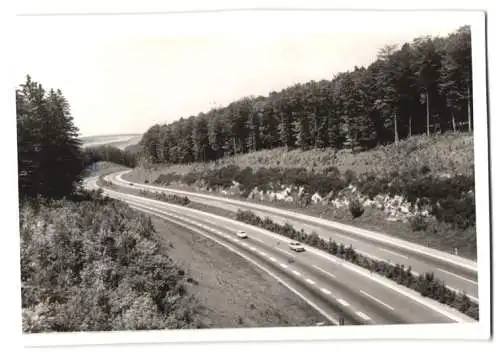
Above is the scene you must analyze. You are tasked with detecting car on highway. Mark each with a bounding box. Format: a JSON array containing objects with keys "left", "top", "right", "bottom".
[
  {"left": 236, "top": 230, "right": 248, "bottom": 239},
  {"left": 289, "top": 241, "right": 305, "bottom": 252}
]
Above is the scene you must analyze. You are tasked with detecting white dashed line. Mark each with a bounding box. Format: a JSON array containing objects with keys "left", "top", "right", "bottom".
[
  {"left": 292, "top": 270, "right": 302, "bottom": 277},
  {"left": 306, "top": 278, "right": 316, "bottom": 285},
  {"left": 356, "top": 311, "right": 371, "bottom": 321},
  {"left": 240, "top": 242, "right": 249, "bottom": 247},
  {"left": 250, "top": 247, "right": 257, "bottom": 252},
  {"left": 312, "top": 264, "right": 337, "bottom": 279},
  {"left": 437, "top": 268, "right": 478, "bottom": 285},
  {"left": 277, "top": 247, "right": 295, "bottom": 257},
  {"left": 359, "top": 290, "right": 395, "bottom": 311},
  {"left": 280, "top": 263, "right": 288, "bottom": 269},
  {"left": 321, "top": 288, "right": 332, "bottom": 295},
  {"left": 258, "top": 251, "right": 268, "bottom": 257},
  {"left": 269, "top": 257, "right": 277, "bottom": 262},
  {"left": 379, "top": 248, "right": 409, "bottom": 259},
  {"left": 447, "top": 286, "right": 478, "bottom": 302},
  {"left": 336, "top": 298, "right": 350, "bottom": 307}
]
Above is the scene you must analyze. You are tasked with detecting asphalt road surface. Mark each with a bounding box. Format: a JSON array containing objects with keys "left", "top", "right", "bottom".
[{"left": 84, "top": 176, "right": 477, "bottom": 326}]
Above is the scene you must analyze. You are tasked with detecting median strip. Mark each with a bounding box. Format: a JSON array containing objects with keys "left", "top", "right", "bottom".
[{"left": 235, "top": 209, "right": 479, "bottom": 321}]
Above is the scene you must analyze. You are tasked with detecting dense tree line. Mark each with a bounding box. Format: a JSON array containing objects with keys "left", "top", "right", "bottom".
[
  {"left": 82, "top": 145, "right": 138, "bottom": 168},
  {"left": 17, "top": 76, "right": 85, "bottom": 199},
  {"left": 140, "top": 26, "right": 472, "bottom": 164}
]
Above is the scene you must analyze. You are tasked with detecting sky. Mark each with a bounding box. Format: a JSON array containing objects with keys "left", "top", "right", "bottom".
[{"left": 14, "top": 11, "right": 475, "bottom": 137}]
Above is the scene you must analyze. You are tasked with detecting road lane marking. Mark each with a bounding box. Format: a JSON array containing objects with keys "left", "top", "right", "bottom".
[
  {"left": 250, "top": 247, "right": 257, "bottom": 252},
  {"left": 336, "top": 298, "right": 350, "bottom": 307},
  {"left": 321, "top": 288, "right": 332, "bottom": 295},
  {"left": 313, "top": 264, "right": 337, "bottom": 279},
  {"left": 379, "top": 248, "right": 409, "bottom": 259},
  {"left": 356, "top": 312, "right": 371, "bottom": 321},
  {"left": 306, "top": 278, "right": 316, "bottom": 285},
  {"left": 437, "top": 268, "right": 478, "bottom": 285},
  {"left": 334, "top": 232, "right": 360, "bottom": 243},
  {"left": 292, "top": 270, "right": 302, "bottom": 277},
  {"left": 359, "top": 290, "right": 395, "bottom": 311},
  {"left": 253, "top": 237, "right": 265, "bottom": 243},
  {"left": 241, "top": 242, "right": 249, "bottom": 247},
  {"left": 269, "top": 257, "right": 277, "bottom": 262},
  {"left": 257, "top": 250, "right": 268, "bottom": 257},
  {"left": 280, "top": 263, "right": 288, "bottom": 269}
]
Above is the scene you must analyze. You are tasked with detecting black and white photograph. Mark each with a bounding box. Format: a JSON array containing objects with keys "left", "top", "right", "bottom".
[{"left": 7, "top": 5, "right": 492, "bottom": 348}]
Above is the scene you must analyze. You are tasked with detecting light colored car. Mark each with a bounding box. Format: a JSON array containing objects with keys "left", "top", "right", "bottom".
[
  {"left": 236, "top": 230, "right": 248, "bottom": 239},
  {"left": 289, "top": 241, "right": 305, "bottom": 252}
]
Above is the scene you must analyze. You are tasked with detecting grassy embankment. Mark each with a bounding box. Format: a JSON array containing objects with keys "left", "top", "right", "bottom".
[{"left": 125, "top": 133, "right": 477, "bottom": 259}]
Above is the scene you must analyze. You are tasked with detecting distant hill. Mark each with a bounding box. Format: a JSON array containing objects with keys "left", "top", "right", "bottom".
[{"left": 80, "top": 134, "right": 142, "bottom": 150}]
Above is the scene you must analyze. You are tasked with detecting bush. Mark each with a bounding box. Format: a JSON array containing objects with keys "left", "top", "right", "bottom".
[
  {"left": 349, "top": 199, "right": 365, "bottom": 218},
  {"left": 409, "top": 214, "right": 428, "bottom": 232}
]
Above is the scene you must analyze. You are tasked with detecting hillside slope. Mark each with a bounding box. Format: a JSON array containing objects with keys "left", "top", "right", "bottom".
[{"left": 136, "top": 133, "right": 474, "bottom": 179}]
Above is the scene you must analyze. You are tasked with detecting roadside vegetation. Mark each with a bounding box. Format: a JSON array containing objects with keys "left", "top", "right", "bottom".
[
  {"left": 138, "top": 132, "right": 473, "bottom": 178},
  {"left": 82, "top": 144, "right": 138, "bottom": 168},
  {"left": 235, "top": 210, "right": 478, "bottom": 320},
  {"left": 138, "top": 190, "right": 191, "bottom": 206}
]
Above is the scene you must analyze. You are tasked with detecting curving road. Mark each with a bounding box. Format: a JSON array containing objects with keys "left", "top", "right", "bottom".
[
  {"left": 106, "top": 170, "right": 479, "bottom": 302},
  {"left": 84, "top": 176, "right": 477, "bottom": 326}
]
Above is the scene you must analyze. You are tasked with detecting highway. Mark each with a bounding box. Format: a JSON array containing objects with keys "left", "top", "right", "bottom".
[
  {"left": 84, "top": 176, "right": 477, "bottom": 326},
  {"left": 105, "top": 170, "right": 479, "bottom": 302}
]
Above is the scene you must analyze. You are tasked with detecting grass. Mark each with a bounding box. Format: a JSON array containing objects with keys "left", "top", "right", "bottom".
[{"left": 131, "top": 133, "right": 474, "bottom": 182}]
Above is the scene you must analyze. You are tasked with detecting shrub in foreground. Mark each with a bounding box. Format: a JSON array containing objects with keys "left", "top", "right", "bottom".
[
  {"left": 349, "top": 199, "right": 365, "bottom": 218},
  {"left": 20, "top": 198, "right": 200, "bottom": 332}
]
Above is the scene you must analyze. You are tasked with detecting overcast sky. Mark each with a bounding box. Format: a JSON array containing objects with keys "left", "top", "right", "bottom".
[{"left": 14, "top": 11, "right": 474, "bottom": 137}]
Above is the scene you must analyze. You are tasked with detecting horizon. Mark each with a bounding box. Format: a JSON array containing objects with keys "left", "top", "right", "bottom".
[{"left": 15, "top": 11, "right": 472, "bottom": 137}]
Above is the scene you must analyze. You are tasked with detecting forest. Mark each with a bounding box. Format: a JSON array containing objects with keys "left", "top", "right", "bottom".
[{"left": 139, "top": 26, "right": 473, "bottom": 165}]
